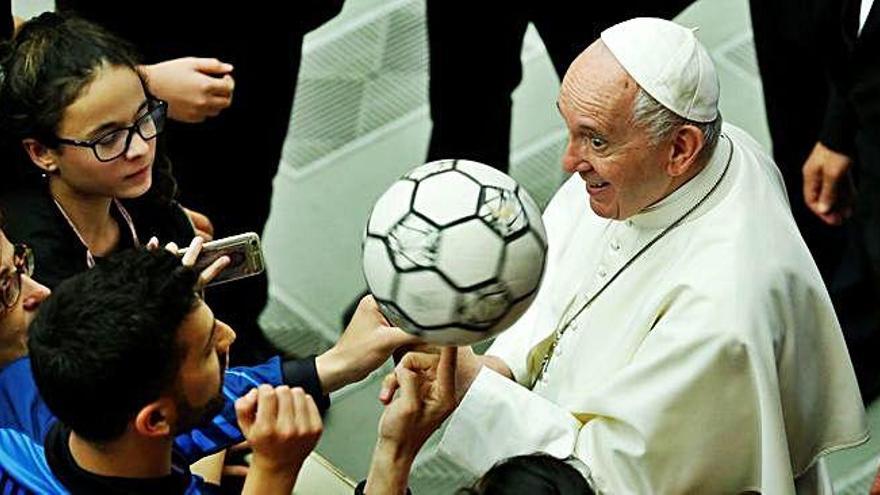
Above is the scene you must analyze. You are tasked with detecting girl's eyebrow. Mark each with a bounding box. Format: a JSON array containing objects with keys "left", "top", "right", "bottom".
[{"left": 84, "top": 99, "right": 150, "bottom": 139}]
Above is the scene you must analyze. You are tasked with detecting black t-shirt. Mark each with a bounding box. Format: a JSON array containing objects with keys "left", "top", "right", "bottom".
[
  {"left": 0, "top": 185, "right": 194, "bottom": 289},
  {"left": 44, "top": 422, "right": 219, "bottom": 495}
]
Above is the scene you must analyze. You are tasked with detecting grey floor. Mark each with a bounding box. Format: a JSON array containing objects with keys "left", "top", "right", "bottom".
[{"left": 12, "top": 0, "right": 880, "bottom": 492}]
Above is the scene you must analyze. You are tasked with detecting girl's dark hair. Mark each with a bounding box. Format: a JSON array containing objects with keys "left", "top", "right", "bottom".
[
  {"left": 0, "top": 12, "right": 140, "bottom": 146},
  {"left": 0, "top": 12, "right": 177, "bottom": 202},
  {"left": 457, "top": 453, "right": 594, "bottom": 495}
]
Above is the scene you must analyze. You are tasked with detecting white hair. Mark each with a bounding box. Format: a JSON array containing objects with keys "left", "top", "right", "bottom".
[{"left": 630, "top": 87, "right": 722, "bottom": 163}]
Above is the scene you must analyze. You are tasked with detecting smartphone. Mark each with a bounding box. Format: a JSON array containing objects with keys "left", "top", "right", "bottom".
[{"left": 179, "top": 232, "right": 265, "bottom": 287}]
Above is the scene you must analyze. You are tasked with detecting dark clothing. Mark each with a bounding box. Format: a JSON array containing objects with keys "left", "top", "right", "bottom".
[
  {"left": 749, "top": 0, "right": 849, "bottom": 282},
  {"left": 0, "top": 355, "right": 328, "bottom": 494},
  {"left": 818, "top": 0, "right": 880, "bottom": 281},
  {"left": 56, "top": 1, "right": 345, "bottom": 364},
  {"left": 45, "top": 423, "right": 215, "bottom": 495},
  {"left": 0, "top": 185, "right": 193, "bottom": 289},
  {"left": 425, "top": 0, "right": 693, "bottom": 172},
  {"left": 757, "top": 0, "right": 880, "bottom": 400},
  {"left": 826, "top": 0, "right": 880, "bottom": 400},
  {"left": 2, "top": 0, "right": 12, "bottom": 40},
  {"left": 354, "top": 480, "right": 411, "bottom": 494},
  {"left": 821, "top": 0, "right": 880, "bottom": 154}
]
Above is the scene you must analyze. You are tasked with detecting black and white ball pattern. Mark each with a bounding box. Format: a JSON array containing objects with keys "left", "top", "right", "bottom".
[{"left": 362, "top": 159, "right": 548, "bottom": 345}]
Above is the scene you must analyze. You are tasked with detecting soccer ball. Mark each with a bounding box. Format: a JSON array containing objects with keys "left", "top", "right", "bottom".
[{"left": 362, "top": 159, "right": 548, "bottom": 345}]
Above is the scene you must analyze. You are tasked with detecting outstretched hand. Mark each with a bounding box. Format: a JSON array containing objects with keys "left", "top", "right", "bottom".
[
  {"left": 364, "top": 347, "right": 459, "bottom": 495},
  {"left": 315, "top": 295, "right": 420, "bottom": 393},
  {"left": 378, "top": 347, "right": 458, "bottom": 456},
  {"left": 382, "top": 345, "right": 488, "bottom": 404}
]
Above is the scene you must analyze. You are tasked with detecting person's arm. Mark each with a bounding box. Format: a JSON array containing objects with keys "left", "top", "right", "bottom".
[
  {"left": 803, "top": 85, "right": 857, "bottom": 225},
  {"left": 172, "top": 354, "right": 333, "bottom": 463},
  {"left": 166, "top": 240, "right": 415, "bottom": 464},
  {"left": 174, "top": 356, "right": 289, "bottom": 462},
  {"left": 361, "top": 443, "right": 414, "bottom": 495},
  {"left": 818, "top": 84, "right": 857, "bottom": 157},
  {"left": 139, "top": 58, "right": 235, "bottom": 123},
  {"left": 236, "top": 385, "right": 322, "bottom": 495},
  {"left": 173, "top": 309, "right": 409, "bottom": 461},
  {"left": 802, "top": 140, "right": 854, "bottom": 225},
  {"left": 361, "top": 348, "right": 458, "bottom": 495},
  {"left": 315, "top": 295, "right": 419, "bottom": 393}
]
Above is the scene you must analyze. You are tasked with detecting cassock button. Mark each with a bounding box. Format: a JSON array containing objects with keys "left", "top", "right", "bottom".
[
  {"left": 597, "top": 266, "right": 607, "bottom": 278},
  {"left": 610, "top": 240, "right": 620, "bottom": 251}
]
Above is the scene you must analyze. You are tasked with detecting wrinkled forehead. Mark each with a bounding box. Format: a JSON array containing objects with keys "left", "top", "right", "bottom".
[{"left": 559, "top": 41, "right": 639, "bottom": 127}]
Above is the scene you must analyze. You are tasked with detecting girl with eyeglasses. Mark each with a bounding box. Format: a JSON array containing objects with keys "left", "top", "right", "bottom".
[{"left": 0, "top": 12, "right": 196, "bottom": 289}]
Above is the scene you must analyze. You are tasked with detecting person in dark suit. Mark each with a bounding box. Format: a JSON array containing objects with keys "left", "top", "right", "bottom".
[
  {"left": 749, "top": 0, "right": 848, "bottom": 280},
  {"left": 424, "top": 1, "right": 693, "bottom": 173},
  {"left": 793, "top": 0, "right": 880, "bottom": 401},
  {"left": 55, "top": 1, "right": 345, "bottom": 365}
]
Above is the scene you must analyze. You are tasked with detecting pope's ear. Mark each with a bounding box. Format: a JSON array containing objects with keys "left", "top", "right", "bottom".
[
  {"left": 666, "top": 124, "right": 705, "bottom": 177},
  {"left": 22, "top": 139, "right": 60, "bottom": 174}
]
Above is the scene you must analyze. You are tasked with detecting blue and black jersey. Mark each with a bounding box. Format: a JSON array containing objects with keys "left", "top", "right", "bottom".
[{"left": 0, "top": 355, "right": 328, "bottom": 494}]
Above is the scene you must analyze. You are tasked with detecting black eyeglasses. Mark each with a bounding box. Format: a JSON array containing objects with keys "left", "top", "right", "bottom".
[
  {"left": 55, "top": 99, "right": 168, "bottom": 162},
  {"left": 1, "top": 244, "right": 34, "bottom": 311}
]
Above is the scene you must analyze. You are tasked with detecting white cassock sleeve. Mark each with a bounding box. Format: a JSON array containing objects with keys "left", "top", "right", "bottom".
[
  {"left": 437, "top": 296, "right": 776, "bottom": 494},
  {"left": 439, "top": 368, "right": 582, "bottom": 471}
]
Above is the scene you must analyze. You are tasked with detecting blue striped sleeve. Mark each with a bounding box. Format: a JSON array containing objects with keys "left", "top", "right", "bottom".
[
  {"left": 0, "top": 429, "right": 67, "bottom": 494},
  {"left": 174, "top": 357, "right": 284, "bottom": 463}
]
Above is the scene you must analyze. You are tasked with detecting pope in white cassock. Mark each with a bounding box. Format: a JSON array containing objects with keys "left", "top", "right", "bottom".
[{"left": 424, "top": 17, "right": 869, "bottom": 494}]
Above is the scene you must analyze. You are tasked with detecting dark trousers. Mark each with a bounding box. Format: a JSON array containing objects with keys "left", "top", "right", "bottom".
[
  {"left": 751, "top": 0, "right": 880, "bottom": 401},
  {"left": 749, "top": 0, "right": 849, "bottom": 279},
  {"left": 844, "top": 128, "right": 880, "bottom": 401},
  {"left": 425, "top": 0, "right": 694, "bottom": 172},
  {"left": 162, "top": 36, "right": 306, "bottom": 365}
]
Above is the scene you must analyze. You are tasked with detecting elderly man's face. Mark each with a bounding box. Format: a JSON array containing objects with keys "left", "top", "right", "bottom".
[{"left": 557, "top": 41, "right": 675, "bottom": 220}]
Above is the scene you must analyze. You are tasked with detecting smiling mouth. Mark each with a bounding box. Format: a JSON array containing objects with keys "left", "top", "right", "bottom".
[{"left": 586, "top": 179, "right": 610, "bottom": 191}]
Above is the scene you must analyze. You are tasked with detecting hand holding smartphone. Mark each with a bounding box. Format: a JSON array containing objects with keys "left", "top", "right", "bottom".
[{"left": 178, "top": 232, "right": 265, "bottom": 287}]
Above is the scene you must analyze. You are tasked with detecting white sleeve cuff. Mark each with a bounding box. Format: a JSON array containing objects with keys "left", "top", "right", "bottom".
[{"left": 436, "top": 367, "right": 582, "bottom": 476}]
